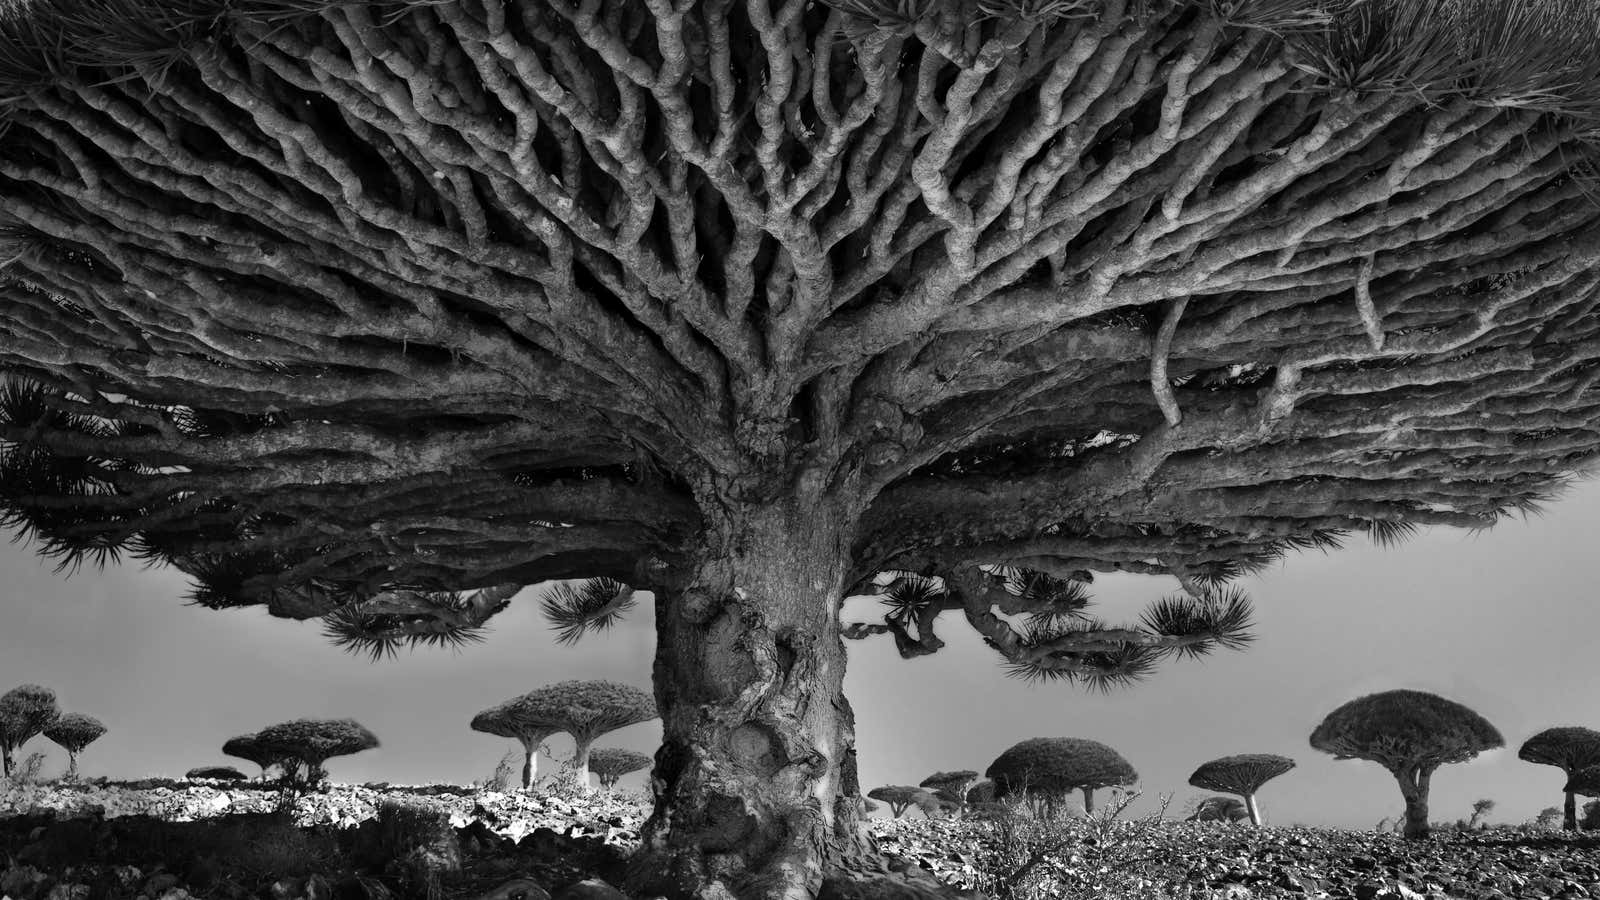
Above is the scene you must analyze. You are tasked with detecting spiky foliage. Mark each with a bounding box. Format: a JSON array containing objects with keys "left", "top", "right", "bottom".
[
  {"left": 538, "top": 578, "right": 638, "bottom": 646},
  {"left": 1187, "top": 753, "right": 1295, "bottom": 825},
  {"left": 1310, "top": 689, "right": 1503, "bottom": 839},
  {"left": 1185, "top": 795, "right": 1251, "bottom": 823},
  {"left": 321, "top": 584, "right": 516, "bottom": 661},
  {"left": 1524, "top": 726, "right": 1600, "bottom": 829},
  {"left": 0, "top": 684, "right": 59, "bottom": 778},
  {"left": 589, "top": 747, "right": 654, "bottom": 789},
  {"left": 510, "top": 681, "right": 657, "bottom": 790},
  {"left": 469, "top": 696, "right": 564, "bottom": 791},
  {"left": 966, "top": 780, "right": 996, "bottom": 805},
  {"left": 986, "top": 737, "right": 1138, "bottom": 816},
  {"left": 252, "top": 718, "right": 380, "bottom": 787},
  {"left": 41, "top": 712, "right": 106, "bottom": 780},
  {"left": 866, "top": 785, "right": 937, "bottom": 818},
  {"left": 186, "top": 765, "right": 248, "bottom": 782}
]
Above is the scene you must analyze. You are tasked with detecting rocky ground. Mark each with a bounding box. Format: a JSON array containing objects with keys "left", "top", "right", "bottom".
[{"left": 4, "top": 782, "right": 1600, "bottom": 899}]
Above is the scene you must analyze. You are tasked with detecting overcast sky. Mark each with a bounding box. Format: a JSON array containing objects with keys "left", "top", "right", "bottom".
[{"left": 3, "top": 476, "right": 1599, "bottom": 830}]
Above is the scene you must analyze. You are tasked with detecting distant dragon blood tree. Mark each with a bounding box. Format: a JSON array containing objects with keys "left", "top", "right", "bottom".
[
  {"left": 42, "top": 711, "right": 107, "bottom": 780},
  {"left": 0, "top": 685, "right": 59, "bottom": 779},
  {"left": 1518, "top": 726, "right": 1600, "bottom": 830},
  {"left": 3, "top": 0, "right": 1600, "bottom": 895},
  {"left": 1187, "top": 753, "right": 1294, "bottom": 826}
]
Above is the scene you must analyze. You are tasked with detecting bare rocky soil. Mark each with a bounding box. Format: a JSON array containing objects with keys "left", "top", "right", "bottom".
[{"left": 3, "top": 782, "right": 1600, "bottom": 900}]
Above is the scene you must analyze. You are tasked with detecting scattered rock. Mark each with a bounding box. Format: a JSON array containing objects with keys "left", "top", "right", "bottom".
[{"left": 552, "top": 878, "right": 629, "bottom": 900}]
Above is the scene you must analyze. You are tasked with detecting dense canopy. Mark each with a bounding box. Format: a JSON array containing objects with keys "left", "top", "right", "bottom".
[{"left": 5, "top": 0, "right": 1600, "bottom": 894}]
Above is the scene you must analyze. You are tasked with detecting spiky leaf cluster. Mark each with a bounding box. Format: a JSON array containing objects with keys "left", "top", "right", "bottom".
[
  {"left": 512, "top": 680, "right": 657, "bottom": 741},
  {"left": 469, "top": 696, "right": 564, "bottom": 745},
  {"left": 1519, "top": 726, "right": 1600, "bottom": 774},
  {"left": 538, "top": 579, "right": 638, "bottom": 646}
]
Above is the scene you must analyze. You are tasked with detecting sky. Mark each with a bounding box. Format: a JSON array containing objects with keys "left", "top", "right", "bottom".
[{"left": 3, "top": 476, "right": 1600, "bottom": 831}]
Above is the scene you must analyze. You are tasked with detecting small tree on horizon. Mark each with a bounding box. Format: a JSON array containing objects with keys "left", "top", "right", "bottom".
[
  {"left": 1467, "top": 798, "right": 1495, "bottom": 829},
  {"left": 510, "top": 681, "right": 656, "bottom": 790},
  {"left": 41, "top": 712, "right": 106, "bottom": 781},
  {"left": 0, "top": 685, "right": 59, "bottom": 779},
  {"left": 919, "top": 770, "right": 981, "bottom": 817},
  {"left": 1187, "top": 753, "right": 1295, "bottom": 827},
  {"left": 1310, "top": 689, "right": 1504, "bottom": 840},
  {"left": 987, "top": 737, "right": 1137, "bottom": 818},
  {"left": 590, "top": 748, "right": 654, "bottom": 790},
  {"left": 253, "top": 718, "right": 380, "bottom": 788},
  {"left": 469, "top": 696, "right": 563, "bottom": 792},
  {"left": 186, "top": 765, "right": 248, "bottom": 782},
  {"left": 1184, "top": 795, "right": 1250, "bottom": 823},
  {"left": 222, "top": 733, "right": 292, "bottom": 782},
  {"left": 1518, "top": 726, "right": 1600, "bottom": 830},
  {"left": 866, "top": 785, "right": 936, "bottom": 819}
]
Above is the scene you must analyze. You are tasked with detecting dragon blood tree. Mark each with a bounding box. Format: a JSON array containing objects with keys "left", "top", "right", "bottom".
[
  {"left": 1186, "top": 753, "right": 1294, "bottom": 826},
  {"left": 866, "top": 785, "right": 936, "bottom": 819},
  {"left": 590, "top": 747, "right": 655, "bottom": 790},
  {"left": 1310, "top": 689, "right": 1504, "bottom": 840},
  {"left": 42, "top": 712, "right": 107, "bottom": 780},
  {"left": 222, "top": 733, "right": 288, "bottom": 782},
  {"left": 186, "top": 765, "right": 249, "bottom": 782},
  {"left": 1185, "top": 795, "right": 1250, "bottom": 823},
  {"left": 920, "top": 770, "right": 981, "bottom": 814},
  {"left": 470, "top": 696, "right": 562, "bottom": 791},
  {"left": 6, "top": 0, "right": 1600, "bottom": 894},
  {"left": 510, "top": 680, "right": 657, "bottom": 789},
  {"left": 252, "top": 718, "right": 380, "bottom": 787},
  {"left": 987, "top": 737, "right": 1137, "bottom": 817},
  {"left": 0, "top": 685, "right": 59, "bottom": 778},
  {"left": 1518, "top": 726, "right": 1600, "bottom": 830}
]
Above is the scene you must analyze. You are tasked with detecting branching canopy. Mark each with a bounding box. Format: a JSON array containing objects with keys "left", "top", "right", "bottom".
[
  {"left": 513, "top": 680, "right": 657, "bottom": 742},
  {"left": 252, "top": 717, "right": 381, "bottom": 774},
  {"left": 0, "top": 684, "right": 60, "bottom": 755},
  {"left": 589, "top": 747, "right": 654, "bottom": 787},
  {"left": 1309, "top": 689, "right": 1504, "bottom": 774},
  {"left": 470, "top": 696, "right": 563, "bottom": 747},
  {"left": 186, "top": 765, "right": 248, "bottom": 781},
  {"left": 1518, "top": 726, "right": 1600, "bottom": 774},
  {"left": 41, "top": 711, "right": 106, "bottom": 754},
  {"left": 1, "top": 0, "right": 1599, "bottom": 683},
  {"left": 1187, "top": 753, "right": 1295, "bottom": 796},
  {"left": 985, "top": 736, "right": 1137, "bottom": 800}
]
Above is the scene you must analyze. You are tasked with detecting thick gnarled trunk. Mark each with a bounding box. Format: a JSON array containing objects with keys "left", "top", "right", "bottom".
[
  {"left": 1395, "top": 766, "right": 1432, "bottom": 839},
  {"left": 622, "top": 496, "right": 873, "bottom": 900}
]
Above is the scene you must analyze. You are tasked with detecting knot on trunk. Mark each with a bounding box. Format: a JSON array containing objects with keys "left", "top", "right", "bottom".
[{"left": 730, "top": 722, "right": 786, "bottom": 776}]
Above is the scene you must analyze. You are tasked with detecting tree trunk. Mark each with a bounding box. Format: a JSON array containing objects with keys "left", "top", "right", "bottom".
[
  {"left": 65, "top": 751, "right": 78, "bottom": 781},
  {"left": 1, "top": 749, "right": 11, "bottom": 778},
  {"left": 622, "top": 496, "right": 955, "bottom": 900},
  {"left": 1565, "top": 789, "right": 1578, "bottom": 830},
  {"left": 1244, "top": 792, "right": 1262, "bottom": 826},
  {"left": 1395, "top": 766, "right": 1430, "bottom": 839},
  {"left": 518, "top": 738, "right": 536, "bottom": 791},
  {"left": 571, "top": 737, "right": 593, "bottom": 791},
  {"left": 1081, "top": 786, "right": 1095, "bottom": 815}
]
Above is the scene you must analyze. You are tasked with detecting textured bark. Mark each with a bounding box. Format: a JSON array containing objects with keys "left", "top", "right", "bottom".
[
  {"left": 1396, "top": 766, "right": 1432, "bottom": 840},
  {"left": 1566, "top": 790, "right": 1578, "bottom": 831},
  {"left": 519, "top": 738, "right": 536, "bottom": 792},
  {"left": 624, "top": 495, "right": 872, "bottom": 900},
  {"left": 1244, "top": 792, "right": 1261, "bottom": 827},
  {"left": 1080, "top": 786, "right": 1095, "bottom": 815}
]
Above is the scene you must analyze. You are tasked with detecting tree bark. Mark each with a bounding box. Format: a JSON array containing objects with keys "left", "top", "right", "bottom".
[
  {"left": 1081, "top": 786, "right": 1095, "bottom": 815},
  {"left": 572, "top": 735, "right": 594, "bottom": 791},
  {"left": 1, "top": 750, "right": 11, "bottom": 778},
  {"left": 518, "top": 737, "right": 536, "bottom": 791},
  {"left": 1565, "top": 789, "right": 1577, "bottom": 830},
  {"left": 621, "top": 495, "right": 913, "bottom": 900},
  {"left": 1244, "top": 792, "right": 1262, "bottom": 827},
  {"left": 65, "top": 752, "right": 78, "bottom": 781},
  {"left": 1395, "top": 765, "right": 1431, "bottom": 839}
]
